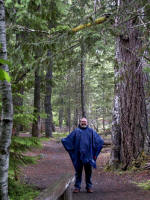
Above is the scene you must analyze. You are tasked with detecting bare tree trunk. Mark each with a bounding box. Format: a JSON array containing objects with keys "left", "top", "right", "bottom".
[
  {"left": 81, "top": 41, "right": 86, "bottom": 118},
  {"left": 59, "top": 94, "right": 64, "bottom": 129},
  {"left": 115, "top": 0, "right": 148, "bottom": 169},
  {"left": 102, "top": 86, "right": 105, "bottom": 131},
  {"left": 142, "top": 52, "right": 150, "bottom": 153},
  {"left": 44, "top": 51, "right": 53, "bottom": 137},
  {"left": 32, "top": 67, "right": 41, "bottom": 137},
  {"left": 73, "top": 67, "right": 80, "bottom": 128},
  {"left": 67, "top": 96, "right": 71, "bottom": 133},
  {"left": 0, "top": 1, "right": 13, "bottom": 199},
  {"left": 73, "top": 108, "right": 78, "bottom": 129},
  {"left": 110, "top": 10, "right": 121, "bottom": 167}
]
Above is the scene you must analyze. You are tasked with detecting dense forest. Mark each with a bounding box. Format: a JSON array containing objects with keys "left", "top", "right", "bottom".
[{"left": 0, "top": 0, "right": 150, "bottom": 199}]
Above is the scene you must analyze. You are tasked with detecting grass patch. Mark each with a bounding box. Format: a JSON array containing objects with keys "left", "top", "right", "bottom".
[
  {"left": 52, "top": 132, "right": 68, "bottom": 139},
  {"left": 39, "top": 132, "right": 68, "bottom": 141},
  {"left": 135, "top": 180, "right": 150, "bottom": 190},
  {"left": 39, "top": 136, "right": 51, "bottom": 142}
]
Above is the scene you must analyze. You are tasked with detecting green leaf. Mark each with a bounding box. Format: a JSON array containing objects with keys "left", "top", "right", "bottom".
[{"left": 0, "top": 68, "right": 11, "bottom": 82}]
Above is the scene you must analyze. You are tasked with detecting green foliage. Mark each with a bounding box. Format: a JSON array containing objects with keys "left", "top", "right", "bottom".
[
  {"left": 9, "top": 136, "right": 42, "bottom": 199},
  {"left": 0, "top": 68, "right": 11, "bottom": 82},
  {"left": 136, "top": 180, "right": 150, "bottom": 190},
  {"left": 0, "top": 58, "right": 11, "bottom": 82},
  {"left": 8, "top": 178, "right": 39, "bottom": 200},
  {"left": 143, "top": 67, "right": 150, "bottom": 74},
  {"left": 53, "top": 132, "right": 68, "bottom": 139},
  {"left": 10, "top": 136, "right": 41, "bottom": 180},
  {"left": 13, "top": 110, "right": 35, "bottom": 130}
]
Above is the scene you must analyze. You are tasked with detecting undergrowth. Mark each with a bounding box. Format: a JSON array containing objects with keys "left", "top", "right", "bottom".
[
  {"left": 136, "top": 180, "right": 150, "bottom": 190},
  {"left": 8, "top": 134, "right": 66, "bottom": 199},
  {"left": 8, "top": 178, "right": 40, "bottom": 200},
  {"left": 9, "top": 136, "right": 42, "bottom": 200}
]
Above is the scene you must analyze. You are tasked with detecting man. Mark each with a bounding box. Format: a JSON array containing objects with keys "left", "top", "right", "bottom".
[{"left": 61, "top": 117, "right": 104, "bottom": 193}]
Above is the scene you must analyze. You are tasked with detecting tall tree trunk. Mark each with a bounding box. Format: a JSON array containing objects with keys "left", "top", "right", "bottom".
[
  {"left": 59, "top": 94, "right": 64, "bottom": 129},
  {"left": 115, "top": 0, "right": 148, "bottom": 169},
  {"left": 32, "top": 67, "right": 41, "bottom": 137},
  {"left": 59, "top": 108, "right": 63, "bottom": 129},
  {"left": 110, "top": 7, "right": 121, "bottom": 167},
  {"left": 0, "top": 1, "right": 13, "bottom": 199},
  {"left": 44, "top": 51, "right": 53, "bottom": 137},
  {"left": 73, "top": 66, "right": 80, "bottom": 128},
  {"left": 66, "top": 96, "right": 71, "bottom": 133},
  {"left": 142, "top": 53, "right": 150, "bottom": 153},
  {"left": 102, "top": 86, "right": 105, "bottom": 130},
  {"left": 73, "top": 108, "right": 78, "bottom": 129},
  {"left": 81, "top": 41, "right": 86, "bottom": 118}
]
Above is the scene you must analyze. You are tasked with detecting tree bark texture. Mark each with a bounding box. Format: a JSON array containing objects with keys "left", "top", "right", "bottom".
[
  {"left": 141, "top": 53, "right": 150, "bottom": 153},
  {"left": 59, "top": 94, "right": 64, "bottom": 129},
  {"left": 44, "top": 51, "right": 53, "bottom": 137},
  {"left": 66, "top": 97, "right": 71, "bottom": 133},
  {"left": 81, "top": 42, "right": 86, "bottom": 118},
  {"left": 73, "top": 67, "right": 80, "bottom": 128},
  {"left": 116, "top": 0, "right": 148, "bottom": 168},
  {"left": 110, "top": 15, "right": 121, "bottom": 167},
  {"left": 73, "top": 108, "right": 78, "bottom": 129},
  {"left": 32, "top": 67, "right": 41, "bottom": 137},
  {"left": 0, "top": 1, "right": 13, "bottom": 199}
]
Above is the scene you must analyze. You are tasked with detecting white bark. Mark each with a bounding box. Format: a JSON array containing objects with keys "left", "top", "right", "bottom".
[
  {"left": 0, "top": 1, "right": 13, "bottom": 199},
  {"left": 110, "top": 37, "right": 121, "bottom": 167}
]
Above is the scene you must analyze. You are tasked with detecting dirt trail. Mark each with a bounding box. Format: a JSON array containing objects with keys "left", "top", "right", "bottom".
[{"left": 21, "top": 139, "right": 150, "bottom": 200}]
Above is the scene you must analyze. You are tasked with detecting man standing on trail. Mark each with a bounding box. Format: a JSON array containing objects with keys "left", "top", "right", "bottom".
[{"left": 61, "top": 117, "right": 104, "bottom": 193}]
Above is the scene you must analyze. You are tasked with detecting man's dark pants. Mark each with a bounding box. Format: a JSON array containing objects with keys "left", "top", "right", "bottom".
[{"left": 74, "top": 161, "right": 92, "bottom": 190}]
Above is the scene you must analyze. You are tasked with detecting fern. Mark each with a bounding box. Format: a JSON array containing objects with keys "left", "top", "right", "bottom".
[{"left": 9, "top": 136, "right": 41, "bottom": 180}]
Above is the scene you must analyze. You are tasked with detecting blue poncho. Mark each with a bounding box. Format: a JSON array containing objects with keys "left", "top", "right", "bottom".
[{"left": 61, "top": 126, "right": 104, "bottom": 170}]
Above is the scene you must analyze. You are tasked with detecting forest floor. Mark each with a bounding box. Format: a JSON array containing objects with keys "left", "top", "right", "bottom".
[{"left": 21, "top": 137, "right": 150, "bottom": 200}]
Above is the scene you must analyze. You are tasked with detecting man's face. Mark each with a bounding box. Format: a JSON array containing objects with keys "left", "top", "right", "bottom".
[{"left": 80, "top": 118, "right": 88, "bottom": 128}]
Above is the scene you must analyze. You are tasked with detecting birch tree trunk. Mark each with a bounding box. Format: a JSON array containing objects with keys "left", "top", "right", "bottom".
[
  {"left": 114, "top": 0, "right": 148, "bottom": 169},
  {"left": 44, "top": 51, "right": 53, "bottom": 137},
  {"left": 32, "top": 67, "right": 41, "bottom": 137},
  {"left": 0, "top": 1, "right": 13, "bottom": 199}
]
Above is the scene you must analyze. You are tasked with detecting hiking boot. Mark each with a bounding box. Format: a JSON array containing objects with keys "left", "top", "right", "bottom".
[
  {"left": 73, "top": 188, "right": 80, "bottom": 193},
  {"left": 87, "top": 188, "right": 93, "bottom": 193}
]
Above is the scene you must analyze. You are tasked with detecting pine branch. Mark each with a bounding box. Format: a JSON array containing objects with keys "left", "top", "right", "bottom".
[{"left": 7, "top": 14, "right": 110, "bottom": 36}]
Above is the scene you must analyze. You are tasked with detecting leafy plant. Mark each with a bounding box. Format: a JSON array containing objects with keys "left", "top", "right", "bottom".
[
  {"left": 9, "top": 136, "right": 41, "bottom": 180},
  {"left": 8, "top": 177, "right": 40, "bottom": 200}
]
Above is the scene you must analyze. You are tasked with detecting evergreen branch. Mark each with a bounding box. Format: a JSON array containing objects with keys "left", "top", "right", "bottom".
[
  {"left": 7, "top": 14, "right": 110, "bottom": 37},
  {"left": 54, "top": 43, "right": 80, "bottom": 58},
  {"left": 13, "top": 68, "right": 31, "bottom": 84},
  {"left": 7, "top": 24, "right": 52, "bottom": 36}
]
